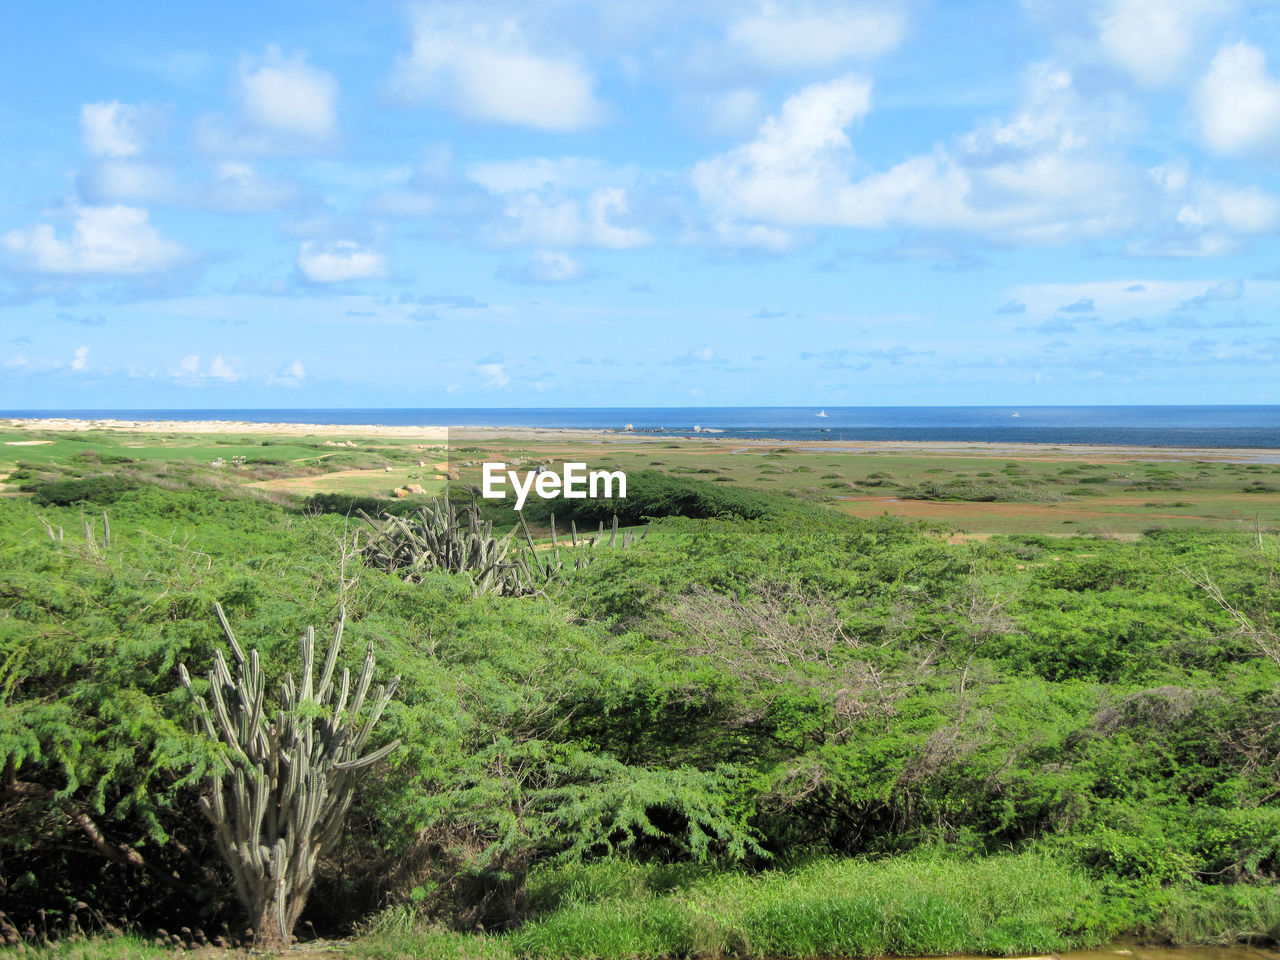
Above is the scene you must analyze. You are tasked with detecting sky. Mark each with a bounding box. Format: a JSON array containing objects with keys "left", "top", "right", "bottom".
[{"left": 3, "top": 0, "right": 1280, "bottom": 409}]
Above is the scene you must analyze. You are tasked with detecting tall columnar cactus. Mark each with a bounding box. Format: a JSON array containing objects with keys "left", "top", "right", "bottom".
[{"left": 179, "top": 603, "right": 400, "bottom": 951}]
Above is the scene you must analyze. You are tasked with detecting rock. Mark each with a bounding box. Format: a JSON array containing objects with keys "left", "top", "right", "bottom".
[
  {"left": 393, "top": 487, "right": 410, "bottom": 498},
  {"left": 404, "top": 483, "right": 427, "bottom": 494}
]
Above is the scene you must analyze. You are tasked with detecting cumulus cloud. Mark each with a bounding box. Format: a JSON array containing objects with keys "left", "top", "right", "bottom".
[
  {"left": 239, "top": 47, "right": 337, "bottom": 140},
  {"left": 465, "top": 156, "right": 652, "bottom": 248},
  {"left": 81, "top": 102, "right": 149, "bottom": 157},
  {"left": 273, "top": 360, "right": 306, "bottom": 385},
  {"left": 173, "top": 353, "right": 241, "bottom": 382},
  {"left": 296, "top": 241, "right": 387, "bottom": 283},
  {"left": 2, "top": 205, "right": 188, "bottom": 275},
  {"left": 694, "top": 60, "right": 1279, "bottom": 252},
  {"left": 694, "top": 66, "right": 1146, "bottom": 243},
  {"left": 692, "top": 75, "right": 873, "bottom": 226},
  {"left": 198, "top": 47, "right": 338, "bottom": 154},
  {"left": 1095, "top": 0, "right": 1227, "bottom": 87},
  {"left": 490, "top": 184, "right": 651, "bottom": 249},
  {"left": 70, "top": 346, "right": 89, "bottom": 371},
  {"left": 1135, "top": 166, "right": 1280, "bottom": 256},
  {"left": 727, "top": 3, "right": 905, "bottom": 71},
  {"left": 209, "top": 356, "right": 240, "bottom": 381},
  {"left": 394, "top": 6, "right": 603, "bottom": 130},
  {"left": 1194, "top": 42, "right": 1280, "bottom": 155}
]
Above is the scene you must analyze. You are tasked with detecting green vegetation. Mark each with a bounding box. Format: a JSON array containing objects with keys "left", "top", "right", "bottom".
[
  {"left": 178, "top": 605, "right": 400, "bottom": 950},
  {"left": 1, "top": 430, "right": 1279, "bottom": 956}
]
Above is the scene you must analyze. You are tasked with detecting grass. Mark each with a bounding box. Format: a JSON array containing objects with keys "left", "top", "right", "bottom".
[
  {"left": 507, "top": 853, "right": 1119, "bottom": 959},
  {"left": 1135, "top": 884, "right": 1280, "bottom": 946}
]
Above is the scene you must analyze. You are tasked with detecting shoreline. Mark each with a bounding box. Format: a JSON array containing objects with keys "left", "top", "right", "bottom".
[{"left": 4, "top": 416, "right": 1280, "bottom": 462}]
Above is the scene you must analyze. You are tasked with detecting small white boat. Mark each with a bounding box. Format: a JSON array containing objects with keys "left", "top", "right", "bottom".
[
  {"left": 1011, "top": 412, "right": 1021, "bottom": 418},
  {"left": 816, "top": 409, "right": 828, "bottom": 418}
]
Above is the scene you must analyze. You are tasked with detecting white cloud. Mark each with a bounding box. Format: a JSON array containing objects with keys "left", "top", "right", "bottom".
[
  {"left": 270, "top": 359, "right": 307, "bottom": 386},
  {"left": 81, "top": 102, "right": 148, "bottom": 157},
  {"left": 437, "top": 155, "right": 651, "bottom": 249},
  {"left": 727, "top": 3, "right": 905, "bottom": 71},
  {"left": 1133, "top": 165, "right": 1280, "bottom": 256},
  {"left": 172, "top": 353, "right": 242, "bottom": 382},
  {"left": 478, "top": 362, "right": 509, "bottom": 389},
  {"left": 208, "top": 356, "right": 240, "bottom": 381},
  {"left": 297, "top": 241, "right": 388, "bottom": 283},
  {"left": 197, "top": 47, "right": 338, "bottom": 154},
  {"left": 394, "top": 6, "right": 603, "bottom": 130},
  {"left": 692, "top": 75, "right": 873, "bottom": 225},
  {"left": 1194, "top": 42, "right": 1280, "bottom": 155},
  {"left": 70, "top": 346, "right": 89, "bottom": 371},
  {"left": 692, "top": 65, "right": 1171, "bottom": 246},
  {"left": 1096, "top": 0, "right": 1227, "bottom": 87},
  {"left": 2, "top": 205, "right": 187, "bottom": 274},
  {"left": 238, "top": 47, "right": 337, "bottom": 141},
  {"left": 491, "top": 184, "right": 651, "bottom": 249}
]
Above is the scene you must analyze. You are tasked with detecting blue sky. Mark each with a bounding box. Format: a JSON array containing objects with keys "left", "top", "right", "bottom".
[{"left": 3, "top": 0, "right": 1280, "bottom": 408}]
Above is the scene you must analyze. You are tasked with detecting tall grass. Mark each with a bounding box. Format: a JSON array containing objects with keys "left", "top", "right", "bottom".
[
  {"left": 511, "top": 851, "right": 1119, "bottom": 959},
  {"left": 1136, "top": 884, "right": 1280, "bottom": 946}
]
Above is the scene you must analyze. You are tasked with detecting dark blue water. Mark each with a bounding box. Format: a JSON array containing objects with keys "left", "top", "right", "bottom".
[{"left": 6, "top": 407, "right": 1280, "bottom": 448}]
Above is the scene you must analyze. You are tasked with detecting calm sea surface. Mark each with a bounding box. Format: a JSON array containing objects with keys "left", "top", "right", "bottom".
[{"left": 7, "top": 406, "right": 1280, "bottom": 448}]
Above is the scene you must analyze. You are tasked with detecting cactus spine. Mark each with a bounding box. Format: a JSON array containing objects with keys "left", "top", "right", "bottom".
[{"left": 179, "top": 603, "right": 400, "bottom": 951}]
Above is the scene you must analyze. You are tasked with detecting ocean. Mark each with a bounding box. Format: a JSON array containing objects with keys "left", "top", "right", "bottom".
[{"left": 7, "top": 406, "right": 1280, "bottom": 448}]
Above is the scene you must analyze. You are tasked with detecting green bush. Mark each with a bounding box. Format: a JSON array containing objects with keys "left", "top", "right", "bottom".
[
  {"left": 31, "top": 475, "right": 139, "bottom": 506},
  {"left": 518, "top": 471, "right": 788, "bottom": 525}
]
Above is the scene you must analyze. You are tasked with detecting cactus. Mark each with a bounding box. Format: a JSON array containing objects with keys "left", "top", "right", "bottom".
[
  {"left": 358, "top": 492, "right": 531, "bottom": 596},
  {"left": 515, "top": 511, "right": 650, "bottom": 587},
  {"left": 179, "top": 603, "right": 400, "bottom": 951},
  {"left": 360, "top": 490, "right": 650, "bottom": 596}
]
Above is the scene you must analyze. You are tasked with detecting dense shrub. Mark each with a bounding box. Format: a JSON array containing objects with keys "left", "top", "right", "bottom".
[
  {"left": 2, "top": 484, "right": 1278, "bottom": 948},
  {"left": 31, "top": 474, "right": 140, "bottom": 506},
  {"left": 519, "top": 471, "right": 788, "bottom": 525}
]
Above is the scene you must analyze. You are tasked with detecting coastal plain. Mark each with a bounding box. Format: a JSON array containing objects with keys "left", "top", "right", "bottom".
[{"left": 5, "top": 417, "right": 1280, "bottom": 538}]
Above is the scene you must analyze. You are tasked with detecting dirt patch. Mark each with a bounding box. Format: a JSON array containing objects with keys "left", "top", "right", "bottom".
[
  {"left": 4, "top": 440, "right": 53, "bottom": 446},
  {"left": 836, "top": 496, "right": 1227, "bottom": 524}
]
